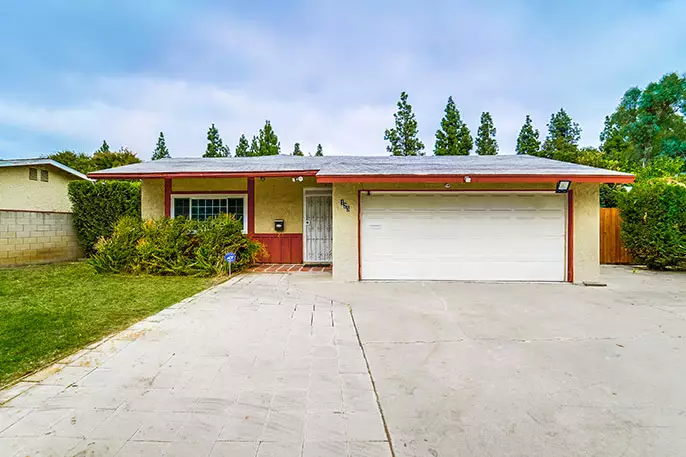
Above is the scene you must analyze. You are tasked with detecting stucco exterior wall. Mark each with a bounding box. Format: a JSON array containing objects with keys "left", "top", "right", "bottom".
[
  {"left": 255, "top": 177, "right": 329, "bottom": 234},
  {"left": 141, "top": 179, "right": 165, "bottom": 220},
  {"left": 331, "top": 181, "right": 600, "bottom": 283},
  {"left": 0, "top": 166, "right": 75, "bottom": 213},
  {"left": 573, "top": 182, "right": 600, "bottom": 283},
  {"left": 0, "top": 210, "right": 82, "bottom": 266},
  {"left": 172, "top": 178, "right": 247, "bottom": 192}
]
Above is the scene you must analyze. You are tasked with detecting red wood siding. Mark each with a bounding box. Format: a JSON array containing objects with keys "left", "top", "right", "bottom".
[{"left": 252, "top": 233, "right": 303, "bottom": 264}]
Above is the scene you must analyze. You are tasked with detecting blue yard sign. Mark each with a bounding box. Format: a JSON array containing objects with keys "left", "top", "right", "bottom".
[{"left": 224, "top": 252, "right": 237, "bottom": 275}]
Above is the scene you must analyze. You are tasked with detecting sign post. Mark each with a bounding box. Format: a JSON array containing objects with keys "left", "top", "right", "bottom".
[{"left": 224, "top": 252, "right": 236, "bottom": 276}]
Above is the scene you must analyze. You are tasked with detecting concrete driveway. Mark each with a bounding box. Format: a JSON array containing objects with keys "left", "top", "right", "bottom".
[
  {"left": 2, "top": 267, "right": 685, "bottom": 456},
  {"left": 294, "top": 266, "right": 686, "bottom": 457}
]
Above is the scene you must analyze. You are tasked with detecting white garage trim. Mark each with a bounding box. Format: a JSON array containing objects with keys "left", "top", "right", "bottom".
[{"left": 358, "top": 190, "right": 572, "bottom": 282}]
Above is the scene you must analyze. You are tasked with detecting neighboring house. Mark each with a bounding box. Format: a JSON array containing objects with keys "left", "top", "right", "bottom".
[
  {"left": 89, "top": 155, "right": 633, "bottom": 283},
  {"left": 0, "top": 158, "right": 88, "bottom": 267}
]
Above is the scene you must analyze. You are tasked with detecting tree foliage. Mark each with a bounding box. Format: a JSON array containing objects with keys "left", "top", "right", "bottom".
[
  {"left": 315, "top": 144, "right": 324, "bottom": 156},
  {"left": 48, "top": 146, "right": 141, "bottom": 173},
  {"left": 475, "top": 111, "right": 498, "bottom": 155},
  {"left": 47, "top": 151, "right": 93, "bottom": 174},
  {"left": 292, "top": 142, "right": 304, "bottom": 156},
  {"left": 96, "top": 140, "right": 111, "bottom": 154},
  {"left": 434, "top": 96, "right": 472, "bottom": 156},
  {"left": 255, "top": 120, "right": 280, "bottom": 156},
  {"left": 235, "top": 134, "right": 250, "bottom": 157},
  {"left": 540, "top": 108, "right": 581, "bottom": 160},
  {"left": 516, "top": 115, "right": 540, "bottom": 155},
  {"left": 203, "top": 124, "right": 230, "bottom": 158},
  {"left": 249, "top": 136, "right": 259, "bottom": 156},
  {"left": 151, "top": 132, "right": 170, "bottom": 160},
  {"left": 385, "top": 92, "right": 425, "bottom": 156}
]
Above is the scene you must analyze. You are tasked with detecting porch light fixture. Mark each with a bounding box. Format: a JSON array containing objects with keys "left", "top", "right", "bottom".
[
  {"left": 444, "top": 183, "right": 451, "bottom": 189},
  {"left": 291, "top": 176, "right": 304, "bottom": 183},
  {"left": 556, "top": 180, "right": 571, "bottom": 193},
  {"left": 464, "top": 176, "right": 471, "bottom": 183}
]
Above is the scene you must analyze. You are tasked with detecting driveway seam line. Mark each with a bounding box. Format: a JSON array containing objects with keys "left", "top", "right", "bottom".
[{"left": 346, "top": 303, "right": 397, "bottom": 457}]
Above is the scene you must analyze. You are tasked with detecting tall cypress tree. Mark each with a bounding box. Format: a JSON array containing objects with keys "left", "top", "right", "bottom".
[
  {"left": 249, "top": 136, "right": 259, "bottom": 156},
  {"left": 384, "top": 92, "right": 425, "bottom": 156},
  {"left": 541, "top": 108, "right": 581, "bottom": 160},
  {"left": 96, "top": 140, "right": 111, "bottom": 154},
  {"left": 434, "top": 96, "right": 472, "bottom": 155},
  {"left": 235, "top": 134, "right": 250, "bottom": 157},
  {"left": 475, "top": 112, "right": 498, "bottom": 155},
  {"left": 256, "top": 120, "right": 280, "bottom": 156},
  {"left": 292, "top": 142, "right": 304, "bottom": 156},
  {"left": 203, "top": 123, "right": 230, "bottom": 158},
  {"left": 515, "top": 115, "right": 541, "bottom": 155},
  {"left": 315, "top": 144, "right": 324, "bottom": 156},
  {"left": 151, "top": 132, "right": 171, "bottom": 160}
]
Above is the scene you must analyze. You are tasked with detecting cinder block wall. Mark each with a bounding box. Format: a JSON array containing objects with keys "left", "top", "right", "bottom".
[{"left": 0, "top": 210, "right": 83, "bottom": 267}]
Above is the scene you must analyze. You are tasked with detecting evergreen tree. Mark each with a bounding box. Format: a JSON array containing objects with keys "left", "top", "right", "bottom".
[
  {"left": 384, "top": 92, "right": 425, "bottom": 156},
  {"left": 151, "top": 132, "right": 170, "bottom": 160},
  {"left": 235, "top": 134, "right": 250, "bottom": 157},
  {"left": 515, "top": 115, "right": 540, "bottom": 155},
  {"left": 47, "top": 150, "right": 93, "bottom": 174},
  {"left": 292, "top": 142, "right": 304, "bottom": 156},
  {"left": 249, "top": 136, "right": 259, "bottom": 156},
  {"left": 541, "top": 108, "right": 581, "bottom": 160},
  {"left": 256, "top": 120, "right": 280, "bottom": 156},
  {"left": 203, "top": 123, "right": 230, "bottom": 158},
  {"left": 92, "top": 147, "right": 142, "bottom": 170},
  {"left": 434, "top": 96, "right": 472, "bottom": 155},
  {"left": 475, "top": 112, "right": 498, "bottom": 155},
  {"left": 96, "top": 140, "right": 111, "bottom": 154},
  {"left": 315, "top": 144, "right": 324, "bottom": 156}
]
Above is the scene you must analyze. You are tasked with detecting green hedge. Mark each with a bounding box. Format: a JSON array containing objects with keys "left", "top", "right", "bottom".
[
  {"left": 89, "top": 215, "right": 263, "bottom": 276},
  {"left": 617, "top": 178, "right": 686, "bottom": 270},
  {"left": 68, "top": 181, "right": 141, "bottom": 255}
]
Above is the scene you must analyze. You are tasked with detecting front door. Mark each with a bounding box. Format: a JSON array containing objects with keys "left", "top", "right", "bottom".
[{"left": 304, "top": 190, "right": 333, "bottom": 263}]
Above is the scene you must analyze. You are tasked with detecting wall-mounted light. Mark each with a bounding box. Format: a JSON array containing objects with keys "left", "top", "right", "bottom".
[
  {"left": 444, "top": 183, "right": 451, "bottom": 189},
  {"left": 556, "top": 180, "right": 571, "bottom": 193},
  {"left": 464, "top": 176, "right": 471, "bottom": 183},
  {"left": 291, "top": 176, "right": 304, "bottom": 182},
  {"left": 259, "top": 177, "right": 266, "bottom": 181}
]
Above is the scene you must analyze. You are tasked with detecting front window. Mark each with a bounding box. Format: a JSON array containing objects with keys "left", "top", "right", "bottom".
[{"left": 172, "top": 195, "right": 246, "bottom": 231}]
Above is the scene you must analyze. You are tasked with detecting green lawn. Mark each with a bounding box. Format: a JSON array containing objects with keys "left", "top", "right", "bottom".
[{"left": 0, "top": 261, "right": 215, "bottom": 386}]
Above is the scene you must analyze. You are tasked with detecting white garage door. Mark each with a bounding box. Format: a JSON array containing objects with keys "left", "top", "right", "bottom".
[{"left": 360, "top": 192, "right": 567, "bottom": 281}]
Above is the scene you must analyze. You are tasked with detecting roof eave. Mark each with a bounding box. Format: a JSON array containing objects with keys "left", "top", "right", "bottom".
[
  {"left": 315, "top": 174, "right": 635, "bottom": 184},
  {"left": 87, "top": 170, "right": 320, "bottom": 180}
]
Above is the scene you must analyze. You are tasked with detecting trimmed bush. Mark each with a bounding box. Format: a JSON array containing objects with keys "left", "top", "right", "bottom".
[
  {"left": 617, "top": 178, "right": 686, "bottom": 270},
  {"left": 89, "top": 215, "right": 263, "bottom": 276},
  {"left": 68, "top": 181, "right": 141, "bottom": 255}
]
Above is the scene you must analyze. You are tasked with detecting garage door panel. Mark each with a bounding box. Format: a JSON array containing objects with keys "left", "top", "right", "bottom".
[{"left": 360, "top": 193, "right": 567, "bottom": 281}]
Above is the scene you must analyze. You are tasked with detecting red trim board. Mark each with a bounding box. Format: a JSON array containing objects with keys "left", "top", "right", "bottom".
[
  {"left": 317, "top": 174, "right": 634, "bottom": 184},
  {"left": 88, "top": 170, "right": 319, "bottom": 180},
  {"left": 164, "top": 178, "right": 172, "bottom": 217},
  {"left": 247, "top": 178, "right": 255, "bottom": 235}
]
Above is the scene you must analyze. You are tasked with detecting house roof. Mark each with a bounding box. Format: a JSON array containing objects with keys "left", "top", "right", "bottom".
[
  {"left": 87, "top": 155, "right": 634, "bottom": 184},
  {"left": 0, "top": 158, "right": 91, "bottom": 181}
]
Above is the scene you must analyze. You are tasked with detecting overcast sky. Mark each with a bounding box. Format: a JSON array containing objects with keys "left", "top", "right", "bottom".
[{"left": 0, "top": 0, "right": 684, "bottom": 160}]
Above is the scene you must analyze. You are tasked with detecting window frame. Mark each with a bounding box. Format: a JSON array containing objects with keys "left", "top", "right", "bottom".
[{"left": 171, "top": 194, "right": 248, "bottom": 233}]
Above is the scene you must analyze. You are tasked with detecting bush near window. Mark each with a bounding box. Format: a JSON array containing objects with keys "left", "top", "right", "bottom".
[
  {"left": 89, "top": 215, "right": 263, "bottom": 276},
  {"left": 68, "top": 181, "right": 141, "bottom": 255},
  {"left": 617, "top": 177, "right": 686, "bottom": 270}
]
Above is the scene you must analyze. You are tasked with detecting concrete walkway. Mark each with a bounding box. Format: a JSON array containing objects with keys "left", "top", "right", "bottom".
[{"left": 0, "top": 275, "right": 391, "bottom": 457}]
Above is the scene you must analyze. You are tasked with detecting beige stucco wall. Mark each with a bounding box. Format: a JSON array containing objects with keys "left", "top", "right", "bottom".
[
  {"left": 331, "top": 181, "right": 600, "bottom": 283},
  {"left": 572, "top": 182, "right": 600, "bottom": 283},
  {"left": 255, "top": 177, "right": 329, "bottom": 234},
  {"left": 172, "top": 178, "right": 247, "bottom": 192},
  {"left": 0, "top": 210, "right": 83, "bottom": 266},
  {"left": 141, "top": 179, "right": 165, "bottom": 220},
  {"left": 0, "top": 166, "right": 76, "bottom": 213}
]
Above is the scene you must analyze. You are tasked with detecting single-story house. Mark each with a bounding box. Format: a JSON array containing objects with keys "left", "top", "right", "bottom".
[
  {"left": 0, "top": 158, "right": 88, "bottom": 266},
  {"left": 89, "top": 155, "right": 634, "bottom": 283}
]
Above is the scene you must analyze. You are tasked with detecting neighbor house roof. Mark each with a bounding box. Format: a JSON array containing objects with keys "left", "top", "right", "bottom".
[
  {"left": 88, "top": 155, "right": 634, "bottom": 184},
  {"left": 0, "top": 158, "right": 90, "bottom": 181}
]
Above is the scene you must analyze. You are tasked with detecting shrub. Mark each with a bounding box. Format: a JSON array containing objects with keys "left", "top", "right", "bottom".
[
  {"left": 89, "top": 215, "right": 263, "bottom": 276},
  {"left": 68, "top": 180, "right": 141, "bottom": 255},
  {"left": 617, "top": 177, "right": 686, "bottom": 270}
]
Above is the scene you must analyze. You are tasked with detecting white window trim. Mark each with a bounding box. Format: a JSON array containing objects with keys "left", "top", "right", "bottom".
[{"left": 171, "top": 194, "right": 248, "bottom": 233}]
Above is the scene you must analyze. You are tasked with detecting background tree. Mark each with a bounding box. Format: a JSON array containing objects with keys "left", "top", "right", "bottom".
[
  {"left": 249, "top": 136, "right": 259, "bottom": 156},
  {"left": 256, "top": 120, "right": 280, "bottom": 156},
  {"left": 315, "top": 144, "right": 324, "bottom": 156},
  {"left": 515, "top": 115, "right": 540, "bottom": 155},
  {"left": 151, "top": 132, "right": 170, "bottom": 160},
  {"left": 292, "top": 142, "right": 304, "bottom": 156},
  {"left": 475, "top": 112, "right": 498, "bottom": 155},
  {"left": 96, "top": 140, "right": 111, "bottom": 154},
  {"left": 47, "top": 150, "right": 93, "bottom": 174},
  {"left": 92, "top": 147, "right": 142, "bottom": 170},
  {"left": 203, "top": 123, "right": 230, "bottom": 158},
  {"left": 384, "top": 91, "right": 425, "bottom": 156},
  {"left": 234, "top": 134, "right": 250, "bottom": 157},
  {"left": 434, "top": 96, "right": 472, "bottom": 155},
  {"left": 540, "top": 108, "right": 581, "bottom": 160}
]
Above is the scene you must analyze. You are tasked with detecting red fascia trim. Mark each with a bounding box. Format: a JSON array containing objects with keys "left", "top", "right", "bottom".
[
  {"left": 567, "top": 190, "right": 575, "bottom": 283},
  {"left": 357, "top": 190, "right": 362, "bottom": 281},
  {"left": 247, "top": 178, "right": 255, "bottom": 235},
  {"left": 164, "top": 178, "right": 172, "bottom": 217},
  {"left": 359, "top": 188, "right": 555, "bottom": 193},
  {"left": 316, "top": 174, "right": 635, "bottom": 184},
  {"left": 88, "top": 170, "right": 320, "bottom": 180},
  {"left": 171, "top": 190, "right": 247, "bottom": 194},
  {"left": 0, "top": 208, "right": 72, "bottom": 215}
]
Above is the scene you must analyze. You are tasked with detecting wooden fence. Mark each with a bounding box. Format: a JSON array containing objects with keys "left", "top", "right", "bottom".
[{"left": 600, "top": 208, "right": 633, "bottom": 264}]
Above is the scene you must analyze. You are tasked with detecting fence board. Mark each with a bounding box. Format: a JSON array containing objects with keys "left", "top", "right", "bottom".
[{"left": 600, "top": 208, "right": 633, "bottom": 264}]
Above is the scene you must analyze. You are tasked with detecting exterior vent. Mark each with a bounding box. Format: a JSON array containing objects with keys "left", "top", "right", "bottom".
[
  {"left": 29, "top": 168, "right": 38, "bottom": 181},
  {"left": 40, "top": 169, "right": 49, "bottom": 182}
]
